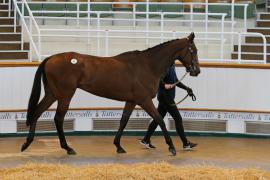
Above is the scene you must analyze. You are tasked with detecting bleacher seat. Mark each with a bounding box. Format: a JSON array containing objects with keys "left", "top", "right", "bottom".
[
  {"left": 136, "top": 4, "right": 160, "bottom": 18},
  {"left": 160, "top": 4, "right": 184, "bottom": 18},
  {"left": 43, "top": 4, "right": 66, "bottom": 17},
  {"left": 79, "top": 4, "right": 112, "bottom": 18}
]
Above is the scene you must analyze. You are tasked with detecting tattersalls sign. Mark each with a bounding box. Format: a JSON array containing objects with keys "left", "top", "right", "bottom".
[
  {"left": 181, "top": 111, "right": 217, "bottom": 119},
  {"left": 0, "top": 113, "right": 12, "bottom": 120},
  {"left": 222, "top": 112, "right": 257, "bottom": 121},
  {"left": 0, "top": 109, "right": 270, "bottom": 134},
  {"left": 263, "top": 114, "right": 270, "bottom": 121},
  {"left": 0, "top": 110, "right": 268, "bottom": 121}
]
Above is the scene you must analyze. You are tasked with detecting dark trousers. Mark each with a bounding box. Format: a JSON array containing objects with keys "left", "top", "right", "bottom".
[{"left": 143, "top": 92, "right": 188, "bottom": 145}]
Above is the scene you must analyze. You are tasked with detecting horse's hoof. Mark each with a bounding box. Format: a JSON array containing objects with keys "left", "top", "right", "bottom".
[
  {"left": 117, "top": 147, "right": 126, "bottom": 153},
  {"left": 21, "top": 143, "right": 28, "bottom": 152},
  {"left": 67, "top": 149, "right": 77, "bottom": 155},
  {"left": 169, "top": 147, "right": 176, "bottom": 156}
]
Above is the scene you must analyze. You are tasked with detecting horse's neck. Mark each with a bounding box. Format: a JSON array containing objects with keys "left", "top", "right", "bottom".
[{"left": 145, "top": 40, "right": 185, "bottom": 77}]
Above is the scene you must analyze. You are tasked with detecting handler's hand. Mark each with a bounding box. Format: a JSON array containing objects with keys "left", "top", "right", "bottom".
[
  {"left": 186, "top": 87, "right": 194, "bottom": 96},
  {"left": 165, "top": 84, "right": 173, "bottom": 90}
]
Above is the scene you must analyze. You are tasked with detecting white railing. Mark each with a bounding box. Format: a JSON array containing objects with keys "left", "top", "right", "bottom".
[
  {"left": 236, "top": 32, "right": 267, "bottom": 64},
  {"left": 11, "top": 0, "right": 265, "bottom": 63},
  {"left": 28, "top": 11, "right": 228, "bottom": 34},
  {"left": 13, "top": 0, "right": 41, "bottom": 61},
  {"left": 19, "top": 0, "right": 249, "bottom": 30},
  {"left": 33, "top": 29, "right": 267, "bottom": 64}
]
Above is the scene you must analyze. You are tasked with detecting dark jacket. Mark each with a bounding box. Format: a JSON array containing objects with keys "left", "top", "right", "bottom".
[{"left": 158, "top": 64, "right": 188, "bottom": 101}]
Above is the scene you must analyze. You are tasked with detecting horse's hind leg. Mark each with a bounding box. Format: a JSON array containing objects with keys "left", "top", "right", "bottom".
[
  {"left": 114, "top": 102, "right": 136, "bottom": 153},
  {"left": 21, "top": 93, "right": 56, "bottom": 152},
  {"left": 54, "top": 99, "right": 76, "bottom": 155},
  {"left": 140, "top": 99, "right": 176, "bottom": 156}
]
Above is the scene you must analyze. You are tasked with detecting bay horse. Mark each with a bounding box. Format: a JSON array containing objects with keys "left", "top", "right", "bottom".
[{"left": 21, "top": 32, "right": 200, "bottom": 156}]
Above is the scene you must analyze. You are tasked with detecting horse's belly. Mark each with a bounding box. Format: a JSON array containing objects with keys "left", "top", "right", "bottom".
[{"left": 79, "top": 85, "right": 134, "bottom": 102}]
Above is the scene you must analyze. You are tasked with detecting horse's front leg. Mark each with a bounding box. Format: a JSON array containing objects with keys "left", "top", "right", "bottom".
[
  {"left": 140, "top": 98, "right": 176, "bottom": 156},
  {"left": 114, "top": 102, "right": 136, "bottom": 153}
]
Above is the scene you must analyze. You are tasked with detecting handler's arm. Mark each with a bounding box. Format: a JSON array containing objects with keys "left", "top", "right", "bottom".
[
  {"left": 175, "top": 81, "right": 189, "bottom": 90},
  {"left": 175, "top": 79, "right": 194, "bottom": 96}
]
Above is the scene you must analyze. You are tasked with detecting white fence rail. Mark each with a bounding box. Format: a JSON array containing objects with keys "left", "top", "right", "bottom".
[
  {"left": 29, "top": 11, "right": 229, "bottom": 32},
  {"left": 15, "top": 0, "right": 249, "bottom": 31},
  {"left": 13, "top": 0, "right": 41, "bottom": 61},
  {"left": 34, "top": 29, "right": 267, "bottom": 64},
  {"left": 8, "top": 0, "right": 266, "bottom": 63}
]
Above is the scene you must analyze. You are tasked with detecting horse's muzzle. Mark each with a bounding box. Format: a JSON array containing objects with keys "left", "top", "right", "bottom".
[{"left": 187, "top": 67, "right": 200, "bottom": 76}]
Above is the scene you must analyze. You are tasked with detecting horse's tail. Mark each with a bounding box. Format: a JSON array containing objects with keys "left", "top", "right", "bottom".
[{"left": 26, "top": 57, "right": 50, "bottom": 126}]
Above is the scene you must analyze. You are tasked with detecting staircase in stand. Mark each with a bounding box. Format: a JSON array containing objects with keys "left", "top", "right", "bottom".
[
  {"left": 0, "top": 1, "right": 29, "bottom": 61},
  {"left": 231, "top": 4, "right": 270, "bottom": 63}
]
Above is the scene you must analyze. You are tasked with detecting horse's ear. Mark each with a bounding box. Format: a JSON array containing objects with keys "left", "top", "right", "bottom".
[{"left": 187, "top": 32, "right": 195, "bottom": 42}]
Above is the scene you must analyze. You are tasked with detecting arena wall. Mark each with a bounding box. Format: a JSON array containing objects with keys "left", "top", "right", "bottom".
[
  {"left": 0, "top": 64, "right": 269, "bottom": 110},
  {"left": 0, "top": 63, "right": 270, "bottom": 136}
]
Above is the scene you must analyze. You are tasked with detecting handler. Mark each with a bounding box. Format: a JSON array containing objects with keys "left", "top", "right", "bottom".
[{"left": 140, "top": 63, "right": 197, "bottom": 150}]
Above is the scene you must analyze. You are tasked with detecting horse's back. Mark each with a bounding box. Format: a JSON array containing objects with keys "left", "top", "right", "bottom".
[{"left": 44, "top": 51, "right": 132, "bottom": 79}]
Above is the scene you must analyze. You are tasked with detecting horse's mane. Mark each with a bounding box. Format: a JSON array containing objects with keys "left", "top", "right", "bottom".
[
  {"left": 114, "top": 50, "right": 141, "bottom": 58},
  {"left": 119, "top": 50, "right": 140, "bottom": 55},
  {"left": 142, "top": 39, "right": 180, "bottom": 53},
  {"left": 114, "top": 38, "right": 182, "bottom": 59}
]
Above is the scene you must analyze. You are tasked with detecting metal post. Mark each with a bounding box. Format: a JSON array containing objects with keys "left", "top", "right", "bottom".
[
  {"left": 105, "top": 30, "right": 109, "bottom": 56},
  {"left": 160, "top": 12, "right": 164, "bottom": 43},
  {"left": 97, "top": 12, "right": 100, "bottom": 55},
  {"left": 237, "top": 33, "right": 241, "bottom": 63},
  {"left": 29, "top": 18, "right": 33, "bottom": 62},
  {"left": 220, "top": 15, "right": 225, "bottom": 60},
  {"left": 87, "top": 0, "right": 90, "bottom": 44},
  {"left": 38, "top": 30, "right": 41, "bottom": 61},
  {"left": 262, "top": 34, "right": 267, "bottom": 64},
  {"left": 244, "top": 4, "right": 248, "bottom": 32},
  {"left": 205, "top": 0, "right": 209, "bottom": 47},
  {"left": 231, "top": 0, "right": 235, "bottom": 25},
  {"left": 76, "top": 3, "right": 79, "bottom": 27},
  {"left": 146, "top": 0, "right": 149, "bottom": 45},
  {"left": 132, "top": 3, "right": 136, "bottom": 29},
  {"left": 190, "top": 4, "right": 193, "bottom": 30},
  {"left": 14, "top": 0, "right": 17, "bottom": 33},
  {"left": 205, "top": 0, "right": 208, "bottom": 33},
  {"left": 21, "top": 1, "right": 24, "bottom": 50},
  {"left": 22, "top": 1, "right": 24, "bottom": 18},
  {"left": 231, "top": 0, "right": 235, "bottom": 38},
  {"left": 230, "top": 1, "right": 235, "bottom": 53}
]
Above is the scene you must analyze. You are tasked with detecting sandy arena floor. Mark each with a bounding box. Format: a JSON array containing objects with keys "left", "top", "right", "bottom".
[{"left": 0, "top": 136, "right": 269, "bottom": 171}]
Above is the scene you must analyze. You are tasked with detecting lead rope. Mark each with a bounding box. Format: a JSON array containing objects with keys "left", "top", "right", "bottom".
[
  {"left": 170, "top": 72, "right": 196, "bottom": 106},
  {"left": 171, "top": 72, "right": 188, "bottom": 87}
]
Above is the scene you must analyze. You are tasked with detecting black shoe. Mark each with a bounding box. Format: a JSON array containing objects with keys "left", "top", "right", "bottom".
[
  {"left": 139, "top": 139, "right": 156, "bottom": 149},
  {"left": 183, "top": 141, "right": 197, "bottom": 151}
]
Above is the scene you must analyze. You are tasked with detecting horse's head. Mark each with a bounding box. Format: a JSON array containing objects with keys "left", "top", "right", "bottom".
[{"left": 176, "top": 32, "right": 200, "bottom": 76}]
